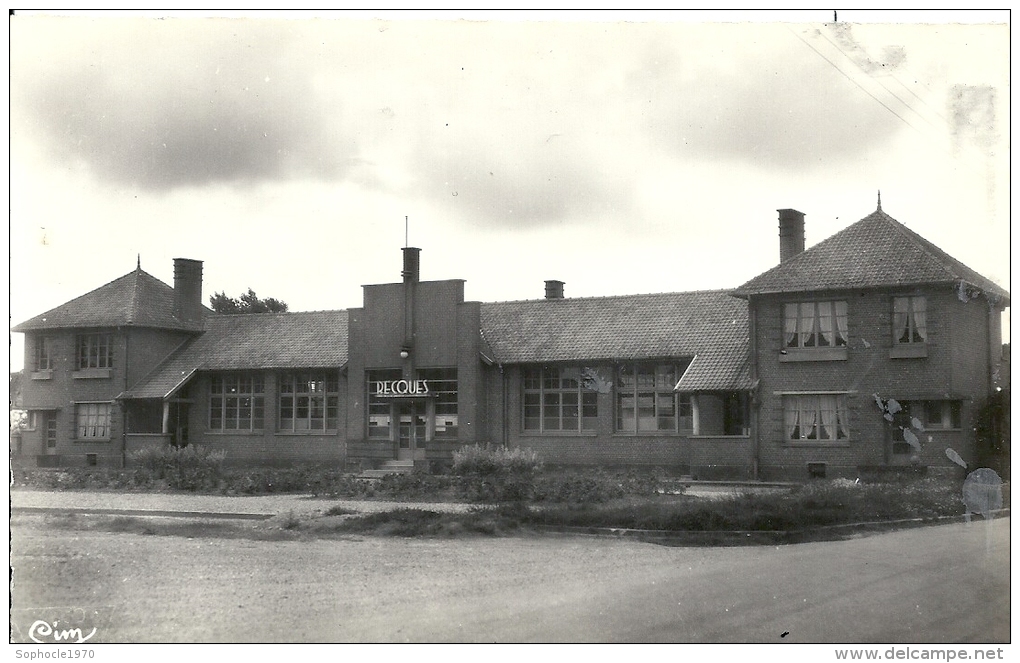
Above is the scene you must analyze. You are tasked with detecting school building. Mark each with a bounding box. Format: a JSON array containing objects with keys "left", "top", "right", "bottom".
[{"left": 12, "top": 201, "right": 1009, "bottom": 480}]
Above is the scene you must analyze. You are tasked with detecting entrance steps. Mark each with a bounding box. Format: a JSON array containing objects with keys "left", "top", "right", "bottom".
[{"left": 359, "top": 459, "right": 415, "bottom": 479}]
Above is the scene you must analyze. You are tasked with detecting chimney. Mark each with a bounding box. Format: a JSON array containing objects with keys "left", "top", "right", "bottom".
[
  {"left": 173, "top": 258, "right": 203, "bottom": 323},
  {"left": 545, "top": 280, "right": 565, "bottom": 300},
  {"left": 402, "top": 247, "right": 421, "bottom": 283},
  {"left": 777, "top": 209, "right": 805, "bottom": 263}
]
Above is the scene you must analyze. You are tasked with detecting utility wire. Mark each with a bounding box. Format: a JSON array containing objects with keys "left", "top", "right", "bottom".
[
  {"left": 814, "top": 27, "right": 944, "bottom": 134},
  {"left": 785, "top": 25, "right": 922, "bottom": 136}
]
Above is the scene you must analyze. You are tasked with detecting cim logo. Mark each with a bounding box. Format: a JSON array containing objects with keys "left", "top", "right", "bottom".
[
  {"left": 29, "top": 620, "right": 97, "bottom": 644},
  {"left": 375, "top": 379, "right": 430, "bottom": 397}
]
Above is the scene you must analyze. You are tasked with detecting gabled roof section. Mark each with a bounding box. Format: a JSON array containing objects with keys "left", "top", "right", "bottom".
[
  {"left": 12, "top": 267, "right": 209, "bottom": 332},
  {"left": 674, "top": 343, "right": 753, "bottom": 392},
  {"left": 731, "top": 209, "right": 1010, "bottom": 305},
  {"left": 479, "top": 290, "right": 748, "bottom": 367},
  {"left": 120, "top": 310, "right": 349, "bottom": 399}
]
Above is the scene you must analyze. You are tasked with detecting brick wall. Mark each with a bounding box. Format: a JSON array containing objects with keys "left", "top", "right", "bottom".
[
  {"left": 488, "top": 363, "right": 752, "bottom": 475},
  {"left": 751, "top": 286, "right": 994, "bottom": 481},
  {"left": 186, "top": 370, "right": 347, "bottom": 466}
]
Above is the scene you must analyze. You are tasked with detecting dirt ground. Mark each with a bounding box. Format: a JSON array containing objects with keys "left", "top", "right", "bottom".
[{"left": 10, "top": 514, "right": 1009, "bottom": 643}]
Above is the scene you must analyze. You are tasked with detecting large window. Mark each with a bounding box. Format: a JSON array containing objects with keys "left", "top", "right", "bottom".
[
  {"left": 892, "top": 400, "right": 962, "bottom": 440},
  {"left": 209, "top": 374, "right": 265, "bottom": 431},
  {"left": 784, "top": 301, "right": 848, "bottom": 349},
  {"left": 616, "top": 362, "right": 690, "bottom": 433},
  {"left": 893, "top": 296, "right": 927, "bottom": 345},
  {"left": 783, "top": 394, "right": 850, "bottom": 442},
  {"left": 366, "top": 369, "right": 402, "bottom": 439},
  {"left": 75, "top": 402, "right": 111, "bottom": 440},
  {"left": 523, "top": 366, "right": 598, "bottom": 433},
  {"left": 279, "top": 373, "right": 339, "bottom": 432},
  {"left": 420, "top": 368, "right": 458, "bottom": 439},
  {"left": 76, "top": 333, "right": 113, "bottom": 369},
  {"left": 34, "top": 336, "right": 54, "bottom": 371}
]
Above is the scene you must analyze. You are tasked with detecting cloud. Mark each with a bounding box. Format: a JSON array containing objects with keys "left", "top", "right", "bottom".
[
  {"left": 12, "top": 18, "right": 355, "bottom": 190},
  {"left": 5, "top": 17, "right": 948, "bottom": 224},
  {"left": 625, "top": 24, "right": 907, "bottom": 169}
]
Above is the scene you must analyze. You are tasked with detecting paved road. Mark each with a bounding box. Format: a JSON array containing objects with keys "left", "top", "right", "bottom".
[
  {"left": 10, "top": 513, "right": 1008, "bottom": 643},
  {"left": 10, "top": 488, "right": 472, "bottom": 516}
]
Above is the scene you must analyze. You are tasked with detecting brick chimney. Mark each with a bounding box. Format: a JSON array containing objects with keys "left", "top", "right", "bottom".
[
  {"left": 173, "top": 258, "right": 203, "bottom": 323},
  {"left": 402, "top": 247, "right": 420, "bottom": 358},
  {"left": 777, "top": 209, "right": 805, "bottom": 263},
  {"left": 545, "top": 280, "right": 564, "bottom": 299},
  {"left": 402, "top": 247, "right": 421, "bottom": 284}
]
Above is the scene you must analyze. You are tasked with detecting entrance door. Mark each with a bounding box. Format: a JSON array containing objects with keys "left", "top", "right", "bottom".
[
  {"left": 169, "top": 402, "right": 189, "bottom": 448},
  {"left": 396, "top": 401, "right": 427, "bottom": 460},
  {"left": 43, "top": 412, "right": 57, "bottom": 455}
]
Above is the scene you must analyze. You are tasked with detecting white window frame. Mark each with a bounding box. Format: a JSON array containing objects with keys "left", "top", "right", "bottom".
[
  {"left": 615, "top": 362, "right": 690, "bottom": 434},
  {"left": 75, "top": 402, "right": 112, "bottom": 440},
  {"left": 782, "top": 393, "right": 850, "bottom": 444},
  {"left": 523, "top": 365, "right": 598, "bottom": 434},
  {"left": 209, "top": 373, "right": 265, "bottom": 432},
  {"left": 279, "top": 372, "right": 340, "bottom": 432}
]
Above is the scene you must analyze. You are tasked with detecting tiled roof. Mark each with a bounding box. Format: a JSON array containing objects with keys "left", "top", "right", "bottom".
[
  {"left": 731, "top": 209, "right": 1010, "bottom": 304},
  {"left": 480, "top": 290, "right": 749, "bottom": 364},
  {"left": 674, "top": 342, "right": 753, "bottom": 392},
  {"left": 121, "top": 311, "right": 349, "bottom": 399},
  {"left": 12, "top": 268, "right": 208, "bottom": 332}
]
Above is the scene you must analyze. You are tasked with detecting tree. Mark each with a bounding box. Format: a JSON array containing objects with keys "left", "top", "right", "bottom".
[{"left": 209, "top": 288, "right": 289, "bottom": 314}]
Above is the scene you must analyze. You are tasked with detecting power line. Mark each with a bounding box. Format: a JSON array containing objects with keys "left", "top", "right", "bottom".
[
  {"left": 785, "top": 25, "right": 923, "bottom": 136},
  {"left": 813, "top": 27, "right": 944, "bottom": 134}
]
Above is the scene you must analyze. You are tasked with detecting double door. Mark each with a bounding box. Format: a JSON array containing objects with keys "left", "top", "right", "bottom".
[{"left": 396, "top": 401, "right": 428, "bottom": 461}]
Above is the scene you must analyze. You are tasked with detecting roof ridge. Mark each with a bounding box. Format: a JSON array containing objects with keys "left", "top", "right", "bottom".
[
  {"left": 209, "top": 308, "right": 350, "bottom": 318},
  {"left": 127, "top": 268, "right": 142, "bottom": 325},
  {"left": 879, "top": 211, "right": 1007, "bottom": 291},
  {"left": 480, "top": 288, "right": 736, "bottom": 307}
]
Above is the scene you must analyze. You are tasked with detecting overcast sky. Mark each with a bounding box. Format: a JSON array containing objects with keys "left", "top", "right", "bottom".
[{"left": 8, "top": 10, "right": 1010, "bottom": 371}]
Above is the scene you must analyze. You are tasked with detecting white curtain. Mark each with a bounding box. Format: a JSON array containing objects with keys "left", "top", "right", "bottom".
[
  {"left": 893, "top": 297, "right": 910, "bottom": 342},
  {"left": 801, "top": 395, "right": 819, "bottom": 439},
  {"left": 834, "top": 301, "right": 849, "bottom": 346},
  {"left": 784, "top": 303, "right": 798, "bottom": 347},
  {"left": 817, "top": 301, "right": 833, "bottom": 346},
  {"left": 819, "top": 396, "right": 837, "bottom": 439},
  {"left": 799, "top": 303, "right": 816, "bottom": 347},
  {"left": 784, "top": 398, "right": 800, "bottom": 439},
  {"left": 911, "top": 297, "right": 927, "bottom": 341}
]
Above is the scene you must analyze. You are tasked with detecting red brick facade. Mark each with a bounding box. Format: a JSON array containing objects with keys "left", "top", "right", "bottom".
[{"left": 12, "top": 208, "right": 1008, "bottom": 479}]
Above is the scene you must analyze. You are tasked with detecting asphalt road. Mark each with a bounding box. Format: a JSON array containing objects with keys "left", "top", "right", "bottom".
[{"left": 10, "top": 515, "right": 1008, "bottom": 643}]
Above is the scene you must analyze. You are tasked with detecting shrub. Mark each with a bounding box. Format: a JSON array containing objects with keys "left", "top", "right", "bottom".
[
  {"left": 376, "top": 472, "right": 454, "bottom": 500},
  {"left": 127, "top": 445, "right": 226, "bottom": 491},
  {"left": 533, "top": 471, "right": 625, "bottom": 503},
  {"left": 452, "top": 445, "right": 542, "bottom": 503},
  {"left": 452, "top": 445, "right": 542, "bottom": 476}
]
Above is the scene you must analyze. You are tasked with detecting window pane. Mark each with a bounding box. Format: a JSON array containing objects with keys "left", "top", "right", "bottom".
[
  {"left": 637, "top": 394, "right": 656, "bottom": 431},
  {"left": 656, "top": 393, "right": 676, "bottom": 431}
]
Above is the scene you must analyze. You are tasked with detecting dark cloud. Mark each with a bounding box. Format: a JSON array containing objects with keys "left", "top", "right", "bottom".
[
  {"left": 627, "top": 26, "right": 907, "bottom": 169},
  {"left": 12, "top": 19, "right": 354, "bottom": 190},
  {"left": 407, "top": 131, "right": 635, "bottom": 228},
  {"left": 10, "top": 18, "right": 914, "bottom": 218}
]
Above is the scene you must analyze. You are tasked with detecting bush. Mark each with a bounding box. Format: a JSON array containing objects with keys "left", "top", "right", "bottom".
[
  {"left": 127, "top": 445, "right": 226, "bottom": 491},
  {"left": 452, "top": 445, "right": 542, "bottom": 503},
  {"left": 533, "top": 471, "right": 625, "bottom": 503}
]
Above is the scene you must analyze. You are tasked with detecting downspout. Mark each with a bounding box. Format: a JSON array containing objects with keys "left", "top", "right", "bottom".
[
  {"left": 749, "top": 298, "right": 760, "bottom": 481},
  {"left": 501, "top": 364, "right": 508, "bottom": 448},
  {"left": 122, "top": 328, "right": 129, "bottom": 469}
]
